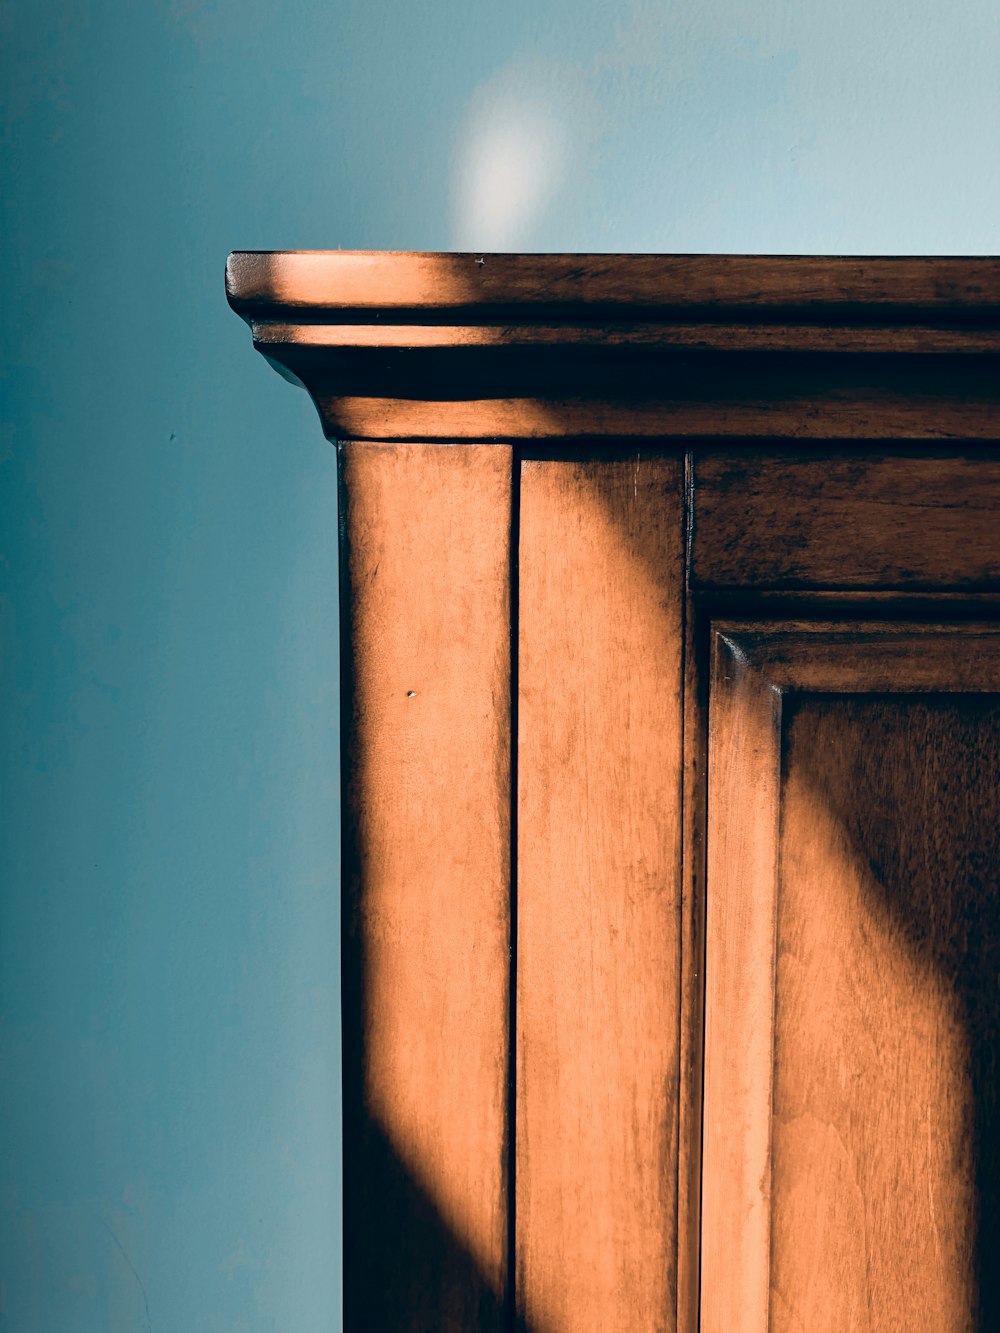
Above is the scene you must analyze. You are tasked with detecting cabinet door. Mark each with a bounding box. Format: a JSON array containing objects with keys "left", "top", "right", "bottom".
[{"left": 701, "top": 623, "right": 1000, "bottom": 1333}]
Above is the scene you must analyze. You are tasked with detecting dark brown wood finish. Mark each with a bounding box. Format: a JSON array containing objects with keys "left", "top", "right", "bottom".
[
  {"left": 691, "top": 449, "right": 1000, "bottom": 590},
  {"left": 301, "top": 367, "right": 1000, "bottom": 443},
  {"left": 227, "top": 253, "right": 1000, "bottom": 442},
  {"left": 228, "top": 254, "right": 1000, "bottom": 1333},
  {"left": 228, "top": 252, "right": 1000, "bottom": 316}
]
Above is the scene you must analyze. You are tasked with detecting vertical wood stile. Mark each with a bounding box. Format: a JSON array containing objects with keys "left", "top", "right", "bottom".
[
  {"left": 516, "top": 453, "right": 685, "bottom": 1333},
  {"left": 340, "top": 442, "right": 512, "bottom": 1332},
  {"left": 701, "top": 634, "right": 782, "bottom": 1333}
]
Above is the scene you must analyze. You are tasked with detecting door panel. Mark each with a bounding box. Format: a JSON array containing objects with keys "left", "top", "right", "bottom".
[{"left": 702, "top": 624, "right": 1000, "bottom": 1333}]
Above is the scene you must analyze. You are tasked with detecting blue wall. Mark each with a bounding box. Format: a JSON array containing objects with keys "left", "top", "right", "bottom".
[{"left": 2, "top": 0, "right": 998, "bottom": 1327}]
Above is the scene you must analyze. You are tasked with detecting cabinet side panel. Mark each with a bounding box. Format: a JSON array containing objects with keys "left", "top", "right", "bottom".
[
  {"left": 516, "top": 453, "right": 685, "bottom": 1332},
  {"left": 340, "top": 442, "right": 511, "bottom": 1332}
]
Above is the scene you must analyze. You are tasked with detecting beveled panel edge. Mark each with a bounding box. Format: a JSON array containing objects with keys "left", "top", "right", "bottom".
[
  {"left": 712, "top": 621, "right": 1000, "bottom": 692},
  {"left": 701, "top": 626, "right": 783, "bottom": 1333}
]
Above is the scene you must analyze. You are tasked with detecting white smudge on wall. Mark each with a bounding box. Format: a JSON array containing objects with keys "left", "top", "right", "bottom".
[{"left": 450, "top": 58, "right": 578, "bottom": 250}]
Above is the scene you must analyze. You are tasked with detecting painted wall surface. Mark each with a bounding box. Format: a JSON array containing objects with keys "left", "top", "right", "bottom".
[{"left": 2, "top": 0, "right": 998, "bottom": 1326}]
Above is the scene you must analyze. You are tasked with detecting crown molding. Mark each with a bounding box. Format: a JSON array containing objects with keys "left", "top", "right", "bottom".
[{"left": 227, "top": 252, "right": 1000, "bottom": 442}]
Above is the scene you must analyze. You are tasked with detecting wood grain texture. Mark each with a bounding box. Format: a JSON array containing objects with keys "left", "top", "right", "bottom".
[
  {"left": 711, "top": 620, "right": 1000, "bottom": 692},
  {"left": 703, "top": 622, "right": 1000, "bottom": 1333},
  {"left": 701, "top": 632, "right": 783, "bottom": 1333},
  {"left": 516, "top": 454, "right": 685, "bottom": 1333},
  {"left": 676, "top": 536, "right": 707, "bottom": 1333},
  {"left": 307, "top": 380, "right": 1000, "bottom": 443},
  {"left": 226, "top": 254, "right": 1000, "bottom": 1331},
  {"left": 772, "top": 695, "right": 999, "bottom": 1332},
  {"left": 254, "top": 319, "right": 1000, "bottom": 354},
  {"left": 229, "top": 254, "right": 1000, "bottom": 444},
  {"left": 339, "top": 442, "right": 511, "bottom": 1331},
  {"left": 228, "top": 252, "right": 1000, "bottom": 317},
  {"left": 691, "top": 450, "right": 1000, "bottom": 590}
]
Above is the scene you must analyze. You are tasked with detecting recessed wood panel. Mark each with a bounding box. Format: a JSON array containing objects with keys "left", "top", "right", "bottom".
[
  {"left": 703, "top": 624, "right": 1000, "bottom": 1333},
  {"left": 691, "top": 450, "right": 1000, "bottom": 590},
  {"left": 516, "top": 453, "right": 685, "bottom": 1332},
  {"left": 773, "top": 694, "right": 998, "bottom": 1332},
  {"left": 339, "top": 442, "right": 512, "bottom": 1332}
]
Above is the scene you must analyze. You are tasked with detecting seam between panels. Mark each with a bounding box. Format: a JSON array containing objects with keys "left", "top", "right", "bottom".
[{"left": 507, "top": 444, "right": 521, "bottom": 1332}]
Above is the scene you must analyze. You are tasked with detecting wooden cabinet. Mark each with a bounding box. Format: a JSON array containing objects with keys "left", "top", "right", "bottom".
[
  {"left": 228, "top": 253, "right": 1000, "bottom": 1332},
  {"left": 703, "top": 622, "right": 1000, "bottom": 1332}
]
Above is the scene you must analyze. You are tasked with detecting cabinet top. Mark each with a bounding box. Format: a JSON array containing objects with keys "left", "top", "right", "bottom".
[
  {"left": 227, "top": 251, "right": 1000, "bottom": 321},
  {"left": 227, "top": 253, "right": 1000, "bottom": 444}
]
